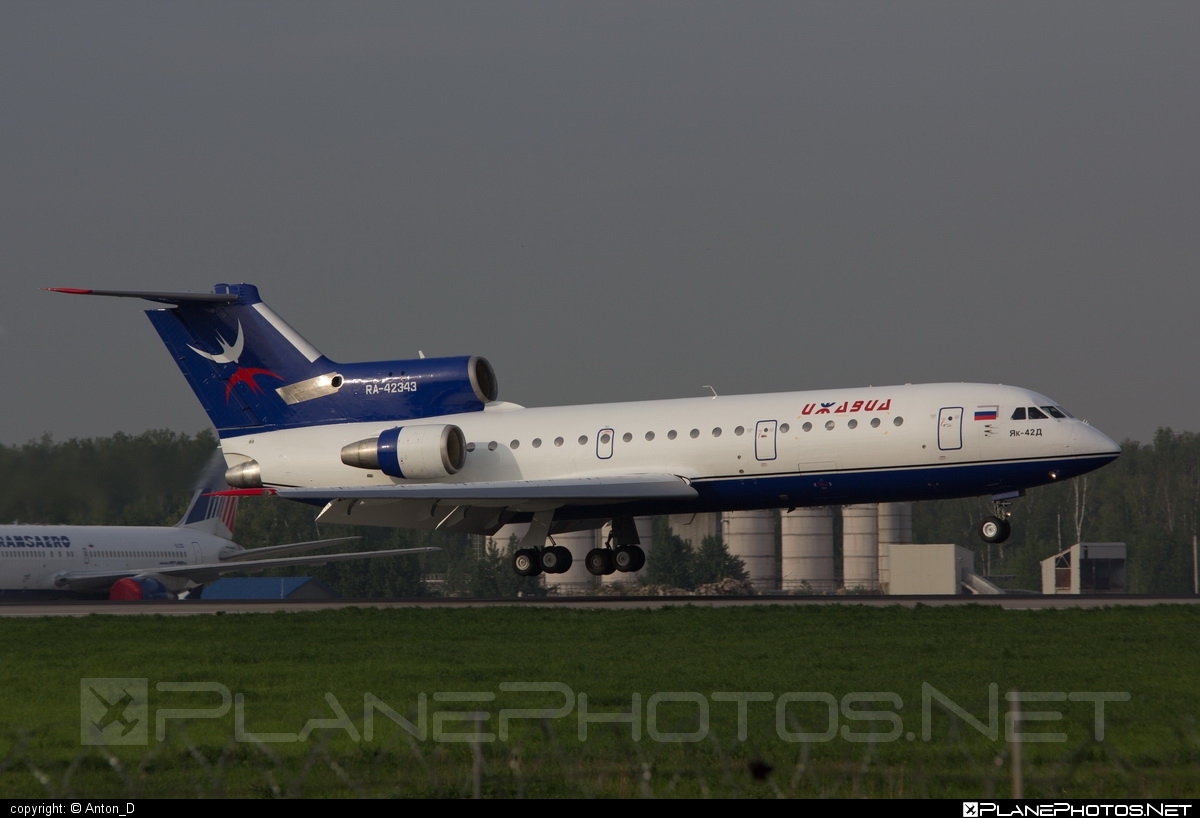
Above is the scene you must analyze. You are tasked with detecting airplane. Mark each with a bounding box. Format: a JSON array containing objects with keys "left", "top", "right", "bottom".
[
  {"left": 0, "top": 452, "right": 438, "bottom": 599},
  {"left": 90, "top": 687, "right": 138, "bottom": 735},
  {"left": 49, "top": 284, "right": 1121, "bottom": 578}
]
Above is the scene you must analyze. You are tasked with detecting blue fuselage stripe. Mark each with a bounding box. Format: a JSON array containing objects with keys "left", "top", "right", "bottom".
[{"left": 515, "top": 453, "right": 1117, "bottom": 524}]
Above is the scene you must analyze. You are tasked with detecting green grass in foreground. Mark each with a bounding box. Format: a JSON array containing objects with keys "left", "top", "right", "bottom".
[{"left": 1, "top": 604, "right": 1198, "bottom": 797}]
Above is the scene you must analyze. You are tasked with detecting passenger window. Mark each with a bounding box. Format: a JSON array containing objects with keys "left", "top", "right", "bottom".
[{"left": 1011, "top": 408, "right": 1026, "bottom": 420}]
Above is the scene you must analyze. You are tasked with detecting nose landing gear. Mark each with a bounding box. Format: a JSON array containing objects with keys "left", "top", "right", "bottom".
[
  {"left": 978, "top": 492, "right": 1021, "bottom": 544},
  {"left": 979, "top": 515, "right": 1011, "bottom": 544}
]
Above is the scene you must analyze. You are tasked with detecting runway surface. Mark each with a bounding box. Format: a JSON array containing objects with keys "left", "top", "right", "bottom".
[{"left": 1, "top": 594, "right": 1197, "bottom": 617}]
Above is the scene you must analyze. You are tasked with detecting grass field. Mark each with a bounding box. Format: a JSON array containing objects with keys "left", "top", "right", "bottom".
[{"left": 1, "top": 604, "right": 1198, "bottom": 798}]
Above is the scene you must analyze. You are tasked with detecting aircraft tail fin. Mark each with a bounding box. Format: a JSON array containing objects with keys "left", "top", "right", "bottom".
[
  {"left": 48, "top": 284, "right": 499, "bottom": 437},
  {"left": 49, "top": 284, "right": 339, "bottom": 435},
  {"left": 176, "top": 451, "right": 238, "bottom": 539}
]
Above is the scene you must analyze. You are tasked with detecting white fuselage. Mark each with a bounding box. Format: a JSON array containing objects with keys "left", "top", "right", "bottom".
[
  {"left": 0, "top": 525, "right": 234, "bottom": 594},
  {"left": 219, "top": 382, "right": 1119, "bottom": 532}
]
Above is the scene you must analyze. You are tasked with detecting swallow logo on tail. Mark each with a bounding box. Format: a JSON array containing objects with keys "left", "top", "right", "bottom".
[
  {"left": 189, "top": 321, "right": 283, "bottom": 401},
  {"left": 188, "top": 321, "right": 245, "bottom": 364}
]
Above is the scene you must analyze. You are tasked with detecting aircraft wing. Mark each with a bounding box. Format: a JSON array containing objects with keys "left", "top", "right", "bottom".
[
  {"left": 52, "top": 546, "right": 440, "bottom": 593},
  {"left": 218, "top": 536, "right": 362, "bottom": 562},
  {"left": 274, "top": 473, "right": 698, "bottom": 507}
]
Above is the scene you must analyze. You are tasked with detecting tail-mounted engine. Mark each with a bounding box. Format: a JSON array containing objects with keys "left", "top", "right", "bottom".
[
  {"left": 334, "top": 355, "right": 498, "bottom": 421},
  {"left": 341, "top": 424, "right": 466, "bottom": 479}
]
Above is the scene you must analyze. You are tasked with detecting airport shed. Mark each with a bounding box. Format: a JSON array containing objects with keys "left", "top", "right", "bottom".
[
  {"left": 1040, "top": 543, "right": 1127, "bottom": 594},
  {"left": 880, "top": 543, "right": 978, "bottom": 595}
]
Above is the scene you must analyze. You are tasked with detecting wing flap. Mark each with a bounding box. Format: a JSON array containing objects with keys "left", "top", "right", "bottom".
[{"left": 275, "top": 473, "right": 697, "bottom": 507}]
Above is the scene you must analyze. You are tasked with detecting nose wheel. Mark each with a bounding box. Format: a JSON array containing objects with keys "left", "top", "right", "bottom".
[
  {"left": 978, "top": 494, "right": 1018, "bottom": 544},
  {"left": 979, "top": 515, "right": 1011, "bottom": 544}
]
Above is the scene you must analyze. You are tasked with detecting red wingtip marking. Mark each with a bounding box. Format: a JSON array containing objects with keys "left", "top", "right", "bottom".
[{"left": 45, "top": 287, "right": 94, "bottom": 294}]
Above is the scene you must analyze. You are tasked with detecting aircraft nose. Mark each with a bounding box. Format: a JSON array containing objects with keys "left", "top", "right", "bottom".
[{"left": 1072, "top": 422, "right": 1121, "bottom": 461}]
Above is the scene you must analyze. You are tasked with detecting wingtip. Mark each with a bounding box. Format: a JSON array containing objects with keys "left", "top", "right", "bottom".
[
  {"left": 206, "top": 488, "right": 278, "bottom": 497},
  {"left": 44, "top": 287, "right": 93, "bottom": 294}
]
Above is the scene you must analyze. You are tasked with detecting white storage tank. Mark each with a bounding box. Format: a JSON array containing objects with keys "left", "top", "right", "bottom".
[
  {"left": 722, "top": 509, "right": 777, "bottom": 589},
  {"left": 876, "top": 502, "right": 912, "bottom": 592},
  {"left": 878, "top": 502, "right": 913, "bottom": 544},
  {"left": 667, "top": 512, "right": 721, "bottom": 548},
  {"left": 842, "top": 504, "right": 879, "bottom": 591},
  {"left": 780, "top": 506, "right": 836, "bottom": 593},
  {"left": 486, "top": 524, "right": 528, "bottom": 555}
]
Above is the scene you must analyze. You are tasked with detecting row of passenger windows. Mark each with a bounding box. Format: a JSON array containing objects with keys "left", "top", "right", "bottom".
[
  {"left": 1012, "top": 406, "right": 1071, "bottom": 420},
  {"left": 462, "top": 417, "right": 905, "bottom": 453}
]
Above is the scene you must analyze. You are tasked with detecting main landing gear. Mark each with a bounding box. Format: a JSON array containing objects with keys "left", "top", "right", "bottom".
[
  {"left": 512, "top": 543, "right": 572, "bottom": 577},
  {"left": 511, "top": 509, "right": 570, "bottom": 577},
  {"left": 584, "top": 516, "right": 645, "bottom": 576},
  {"left": 977, "top": 492, "right": 1022, "bottom": 544},
  {"left": 584, "top": 543, "right": 646, "bottom": 576},
  {"left": 508, "top": 513, "right": 647, "bottom": 577}
]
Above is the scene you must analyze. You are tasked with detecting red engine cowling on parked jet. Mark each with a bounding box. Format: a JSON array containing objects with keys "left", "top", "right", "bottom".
[{"left": 109, "top": 576, "right": 172, "bottom": 600}]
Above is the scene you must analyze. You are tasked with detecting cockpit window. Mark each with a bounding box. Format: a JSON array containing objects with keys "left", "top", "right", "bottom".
[
  {"left": 1027, "top": 407, "right": 1048, "bottom": 419},
  {"left": 1041, "top": 406, "right": 1067, "bottom": 419},
  {"left": 1011, "top": 407, "right": 1026, "bottom": 420}
]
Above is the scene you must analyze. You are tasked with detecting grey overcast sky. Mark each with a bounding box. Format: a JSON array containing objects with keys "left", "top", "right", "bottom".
[{"left": 2, "top": 3, "right": 1197, "bottom": 447}]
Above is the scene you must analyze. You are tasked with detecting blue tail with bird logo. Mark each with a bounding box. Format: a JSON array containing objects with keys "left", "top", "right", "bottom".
[{"left": 48, "top": 284, "right": 498, "bottom": 437}]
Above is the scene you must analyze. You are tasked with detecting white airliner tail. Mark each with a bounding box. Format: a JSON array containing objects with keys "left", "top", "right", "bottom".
[{"left": 176, "top": 451, "right": 237, "bottom": 539}]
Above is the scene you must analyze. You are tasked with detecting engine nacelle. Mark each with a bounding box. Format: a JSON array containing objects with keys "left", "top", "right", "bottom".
[
  {"left": 332, "top": 355, "right": 499, "bottom": 422},
  {"left": 110, "top": 576, "right": 172, "bottom": 601},
  {"left": 341, "top": 424, "right": 466, "bottom": 479},
  {"left": 225, "top": 459, "right": 262, "bottom": 489}
]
